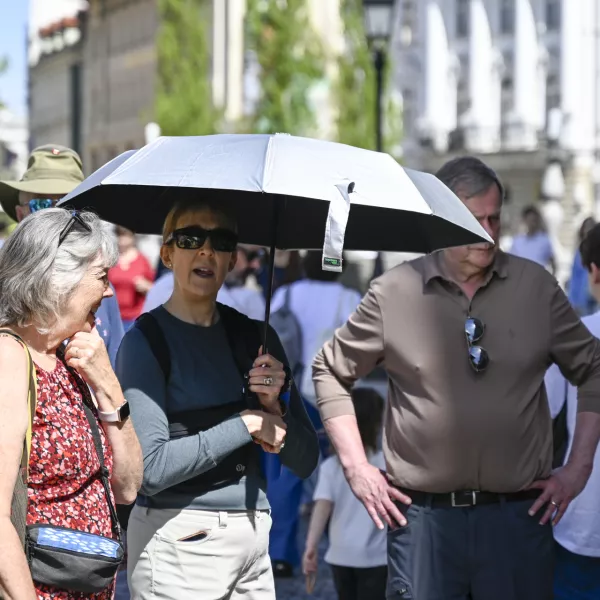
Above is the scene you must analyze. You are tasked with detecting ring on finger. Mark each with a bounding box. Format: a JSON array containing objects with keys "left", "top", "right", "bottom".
[
  {"left": 550, "top": 500, "right": 559, "bottom": 508},
  {"left": 263, "top": 376, "right": 274, "bottom": 386}
]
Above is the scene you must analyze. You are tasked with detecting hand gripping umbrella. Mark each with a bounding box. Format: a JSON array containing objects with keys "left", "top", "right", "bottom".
[{"left": 59, "top": 134, "right": 492, "bottom": 350}]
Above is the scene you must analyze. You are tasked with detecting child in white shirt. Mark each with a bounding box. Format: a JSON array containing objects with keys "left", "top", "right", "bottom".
[{"left": 302, "top": 387, "right": 387, "bottom": 599}]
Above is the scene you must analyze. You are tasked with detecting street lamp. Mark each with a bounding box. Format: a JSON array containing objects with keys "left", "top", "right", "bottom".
[{"left": 362, "top": 0, "right": 395, "bottom": 152}]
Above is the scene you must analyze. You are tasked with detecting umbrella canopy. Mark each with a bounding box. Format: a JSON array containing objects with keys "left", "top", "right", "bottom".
[{"left": 59, "top": 134, "right": 492, "bottom": 254}]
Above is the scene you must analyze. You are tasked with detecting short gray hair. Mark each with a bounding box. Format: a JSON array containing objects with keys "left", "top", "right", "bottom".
[
  {"left": 435, "top": 156, "right": 505, "bottom": 202},
  {"left": 0, "top": 209, "right": 118, "bottom": 331}
]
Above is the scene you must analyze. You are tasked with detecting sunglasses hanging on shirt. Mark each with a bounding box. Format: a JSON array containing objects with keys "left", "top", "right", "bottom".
[{"left": 464, "top": 316, "right": 489, "bottom": 372}]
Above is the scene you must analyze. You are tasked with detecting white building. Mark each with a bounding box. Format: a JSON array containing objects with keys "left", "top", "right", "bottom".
[
  {"left": 394, "top": 0, "right": 600, "bottom": 282},
  {"left": 0, "top": 109, "right": 29, "bottom": 183}
]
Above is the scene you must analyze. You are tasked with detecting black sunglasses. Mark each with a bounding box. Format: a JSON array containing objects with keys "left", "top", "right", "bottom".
[
  {"left": 464, "top": 316, "right": 489, "bottom": 372},
  {"left": 58, "top": 211, "right": 92, "bottom": 247},
  {"left": 165, "top": 226, "right": 238, "bottom": 253}
]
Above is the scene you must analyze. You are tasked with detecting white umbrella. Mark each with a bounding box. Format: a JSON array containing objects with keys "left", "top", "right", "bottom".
[{"left": 59, "top": 133, "right": 491, "bottom": 346}]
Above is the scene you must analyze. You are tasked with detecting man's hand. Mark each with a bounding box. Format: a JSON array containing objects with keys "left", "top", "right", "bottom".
[
  {"left": 527, "top": 462, "right": 592, "bottom": 525},
  {"left": 345, "top": 462, "right": 412, "bottom": 530}
]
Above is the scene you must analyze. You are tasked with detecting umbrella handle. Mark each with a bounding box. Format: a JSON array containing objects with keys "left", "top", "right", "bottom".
[{"left": 262, "top": 202, "right": 281, "bottom": 354}]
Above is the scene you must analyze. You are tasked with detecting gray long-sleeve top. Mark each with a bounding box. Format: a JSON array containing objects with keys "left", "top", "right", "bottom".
[{"left": 116, "top": 306, "right": 319, "bottom": 510}]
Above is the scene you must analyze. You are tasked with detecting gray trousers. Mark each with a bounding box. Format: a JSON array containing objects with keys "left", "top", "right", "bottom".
[{"left": 387, "top": 497, "right": 554, "bottom": 600}]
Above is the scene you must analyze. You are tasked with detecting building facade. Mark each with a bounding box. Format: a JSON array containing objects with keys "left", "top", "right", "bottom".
[
  {"left": 0, "top": 110, "right": 28, "bottom": 183},
  {"left": 394, "top": 0, "right": 600, "bottom": 282},
  {"left": 28, "top": 15, "right": 86, "bottom": 154}
]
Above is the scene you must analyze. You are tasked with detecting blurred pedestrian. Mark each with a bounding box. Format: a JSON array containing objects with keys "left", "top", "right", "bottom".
[
  {"left": 568, "top": 217, "right": 597, "bottom": 316},
  {"left": 313, "top": 156, "right": 600, "bottom": 600},
  {"left": 266, "top": 251, "right": 362, "bottom": 577},
  {"left": 303, "top": 387, "right": 387, "bottom": 600},
  {"left": 109, "top": 226, "right": 154, "bottom": 330},
  {"left": 545, "top": 222, "right": 600, "bottom": 600},
  {"left": 509, "top": 205, "right": 556, "bottom": 274},
  {"left": 0, "top": 144, "right": 124, "bottom": 367}
]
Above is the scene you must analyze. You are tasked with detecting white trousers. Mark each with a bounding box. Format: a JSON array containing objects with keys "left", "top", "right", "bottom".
[{"left": 127, "top": 505, "right": 275, "bottom": 600}]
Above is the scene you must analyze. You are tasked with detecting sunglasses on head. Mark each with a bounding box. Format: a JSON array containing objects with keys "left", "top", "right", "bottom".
[
  {"left": 58, "top": 211, "right": 92, "bottom": 247},
  {"left": 29, "top": 198, "right": 57, "bottom": 213},
  {"left": 464, "top": 316, "right": 490, "bottom": 373},
  {"left": 165, "top": 226, "right": 238, "bottom": 253}
]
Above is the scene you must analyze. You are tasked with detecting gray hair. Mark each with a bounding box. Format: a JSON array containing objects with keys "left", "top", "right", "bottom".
[
  {"left": 435, "top": 156, "right": 505, "bottom": 202},
  {"left": 0, "top": 209, "right": 118, "bottom": 331}
]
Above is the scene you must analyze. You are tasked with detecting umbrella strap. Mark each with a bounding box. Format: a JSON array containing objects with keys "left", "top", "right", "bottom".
[{"left": 322, "top": 182, "right": 354, "bottom": 273}]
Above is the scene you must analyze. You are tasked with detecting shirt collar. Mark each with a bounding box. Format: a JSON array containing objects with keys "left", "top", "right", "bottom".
[{"left": 421, "top": 250, "right": 509, "bottom": 286}]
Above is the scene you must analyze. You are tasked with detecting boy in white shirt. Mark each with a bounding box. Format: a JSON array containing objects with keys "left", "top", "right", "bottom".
[
  {"left": 302, "top": 388, "right": 387, "bottom": 599},
  {"left": 544, "top": 222, "right": 600, "bottom": 599}
]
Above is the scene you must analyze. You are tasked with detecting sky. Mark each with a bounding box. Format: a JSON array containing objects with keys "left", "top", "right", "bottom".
[{"left": 0, "top": 0, "right": 28, "bottom": 118}]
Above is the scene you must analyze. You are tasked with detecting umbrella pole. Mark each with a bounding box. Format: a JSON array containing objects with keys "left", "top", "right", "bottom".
[{"left": 262, "top": 203, "right": 280, "bottom": 354}]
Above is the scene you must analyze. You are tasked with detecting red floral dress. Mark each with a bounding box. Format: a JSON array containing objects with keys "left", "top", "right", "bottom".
[{"left": 27, "top": 357, "right": 116, "bottom": 600}]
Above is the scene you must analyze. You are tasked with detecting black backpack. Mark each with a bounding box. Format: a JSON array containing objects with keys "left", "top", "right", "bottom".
[{"left": 116, "top": 303, "right": 263, "bottom": 529}]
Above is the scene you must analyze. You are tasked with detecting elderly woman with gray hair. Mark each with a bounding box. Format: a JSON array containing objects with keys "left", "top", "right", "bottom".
[{"left": 0, "top": 208, "right": 142, "bottom": 600}]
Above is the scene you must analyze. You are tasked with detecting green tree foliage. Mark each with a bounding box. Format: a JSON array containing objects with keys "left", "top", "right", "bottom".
[
  {"left": 334, "top": 0, "right": 376, "bottom": 150},
  {"left": 246, "top": 0, "right": 325, "bottom": 135},
  {"left": 155, "top": 0, "right": 219, "bottom": 135}
]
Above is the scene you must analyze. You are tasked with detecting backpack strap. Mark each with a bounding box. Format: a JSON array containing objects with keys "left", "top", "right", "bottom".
[
  {"left": 0, "top": 329, "right": 37, "bottom": 475},
  {"left": 133, "top": 313, "right": 171, "bottom": 382},
  {"left": 217, "top": 303, "right": 262, "bottom": 411}
]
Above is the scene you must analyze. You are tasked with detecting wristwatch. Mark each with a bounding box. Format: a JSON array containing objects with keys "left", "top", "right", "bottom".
[{"left": 98, "top": 400, "right": 131, "bottom": 423}]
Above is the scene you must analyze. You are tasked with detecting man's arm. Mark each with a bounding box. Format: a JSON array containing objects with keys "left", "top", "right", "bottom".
[
  {"left": 313, "top": 283, "right": 410, "bottom": 529},
  {"left": 529, "top": 280, "right": 600, "bottom": 524}
]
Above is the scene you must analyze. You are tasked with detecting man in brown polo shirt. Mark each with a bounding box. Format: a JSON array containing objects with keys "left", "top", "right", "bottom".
[{"left": 313, "top": 156, "right": 600, "bottom": 600}]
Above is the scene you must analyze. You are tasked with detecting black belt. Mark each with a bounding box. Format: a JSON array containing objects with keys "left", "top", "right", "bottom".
[{"left": 398, "top": 488, "right": 540, "bottom": 508}]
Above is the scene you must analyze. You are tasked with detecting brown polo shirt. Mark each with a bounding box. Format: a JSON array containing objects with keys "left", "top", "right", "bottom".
[{"left": 313, "top": 251, "right": 600, "bottom": 493}]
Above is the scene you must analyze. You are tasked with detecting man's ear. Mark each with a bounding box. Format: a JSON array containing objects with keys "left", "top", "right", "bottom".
[
  {"left": 591, "top": 262, "right": 600, "bottom": 285},
  {"left": 160, "top": 245, "right": 173, "bottom": 270},
  {"left": 229, "top": 250, "right": 238, "bottom": 273},
  {"left": 15, "top": 204, "right": 25, "bottom": 222}
]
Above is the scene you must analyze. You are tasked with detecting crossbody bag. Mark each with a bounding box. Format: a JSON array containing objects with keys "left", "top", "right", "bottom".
[{"left": 25, "top": 356, "right": 124, "bottom": 594}]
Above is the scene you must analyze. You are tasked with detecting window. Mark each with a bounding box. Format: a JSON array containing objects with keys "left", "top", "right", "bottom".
[
  {"left": 456, "top": 0, "right": 469, "bottom": 38},
  {"left": 500, "top": 0, "right": 514, "bottom": 34},
  {"left": 546, "top": 0, "right": 561, "bottom": 31},
  {"left": 546, "top": 73, "right": 561, "bottom": 113},
  {"left": 500, "top": 76, "right": 514, "bottom": 141}
]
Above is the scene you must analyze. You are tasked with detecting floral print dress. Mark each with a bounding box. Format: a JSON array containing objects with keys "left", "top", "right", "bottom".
[{"left": 26, "top": 357, "right": 116, "bottom": 600}]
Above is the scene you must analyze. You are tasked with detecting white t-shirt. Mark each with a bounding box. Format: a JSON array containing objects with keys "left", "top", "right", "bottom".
[
  {"left": 270, "top": 280, "right": 362, "bottom": 403},
  {"left": 313, "top": 451, "right": 387, "bottom": 568},
  {"left": 544, "top": 310, "right": 600, "bottom": 557}
]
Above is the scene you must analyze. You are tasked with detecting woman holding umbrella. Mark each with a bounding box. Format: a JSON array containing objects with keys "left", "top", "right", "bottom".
[{"left": 117, "top": 198, "right": 319, "bottom": 600}]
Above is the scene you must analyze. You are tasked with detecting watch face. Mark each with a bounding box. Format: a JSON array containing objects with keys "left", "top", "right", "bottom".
[{"left": 119, "top": 401, "right": 131, "bottom": 421}]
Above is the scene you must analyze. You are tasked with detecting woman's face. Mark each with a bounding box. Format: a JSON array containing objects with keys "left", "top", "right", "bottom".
[
  {"left": 160, "top": 209, "right": 237, "bottom": 301},
  {"left": 60, "top": 258, "right": 113, "bottom": 335}
]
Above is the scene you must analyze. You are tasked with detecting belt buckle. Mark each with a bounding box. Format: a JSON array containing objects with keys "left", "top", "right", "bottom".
[{"left": 450, "top": 491, "right": 477, "bottom": 507}]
